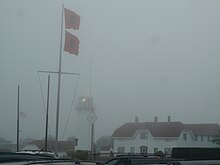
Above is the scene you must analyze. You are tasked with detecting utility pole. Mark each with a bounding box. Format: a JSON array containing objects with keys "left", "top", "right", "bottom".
[
  {"left": 16, "top": 84, "right": 20, "bottom": 152},
  {"left": 87, "top": 111, "right": 97, "bottom": 160}
]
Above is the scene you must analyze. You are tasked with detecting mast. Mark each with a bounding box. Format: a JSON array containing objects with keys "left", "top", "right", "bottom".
[
  {"left": 90, "top": 56, "right": 92, "bottom": 97},
  {"left": 55, "top": 4, "right": 64, "bottom": 145},
  {"left": 89, "top": 57, "right": 93, "bottom": 153},
  {"left": 38, "top": 4, "right": 80, "bottom": 154}
]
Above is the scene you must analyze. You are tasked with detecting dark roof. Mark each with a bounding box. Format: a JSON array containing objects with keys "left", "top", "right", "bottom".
[
  {"left": 28, "top": 140, "right": 75, "bottom": 152},
  {"left": 112, "top": 122, "right": 220, "bottom": 138},
  {"left": 184, "top": 124, "right": 220, "bottom": 136}
]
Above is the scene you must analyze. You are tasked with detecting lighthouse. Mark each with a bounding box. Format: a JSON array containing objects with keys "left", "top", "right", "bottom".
[{"left": 74, "top": 96, "right": 96, "bottom": 150}]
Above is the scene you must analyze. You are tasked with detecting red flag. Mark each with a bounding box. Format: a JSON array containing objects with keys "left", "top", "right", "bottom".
[
  {"left": 64, "top": 31, "right": 79, "bottom": 55},
  {"left": 64, "top": 8, "right": 80, "bottom": 30}
]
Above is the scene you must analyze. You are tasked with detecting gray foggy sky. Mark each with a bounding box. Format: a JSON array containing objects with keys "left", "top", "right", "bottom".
[{"left": 0, "top": 0, "right": 220, "bottom": 142}]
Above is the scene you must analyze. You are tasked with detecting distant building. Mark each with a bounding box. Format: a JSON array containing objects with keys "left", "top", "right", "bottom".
[
  {"left": 0, "top": 137, "right": 16, "bottom": 152},
  {"left": 74, "top": 96, "right": 96, "bottom": 151},
  {"left": 0, "top": 143, "right": 16, "bottom": 152},
  {"left": 112, "top": 116, "right": 220, "bottom": 155}
]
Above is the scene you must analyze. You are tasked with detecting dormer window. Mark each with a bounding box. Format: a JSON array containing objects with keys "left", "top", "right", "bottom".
[
  {"left": 140, "top": 132, "right": 148, "bottom": 139},
  {"left": 194, "top": 135, "right": 198, "bottom": 141},
  {"left": 183, "top": 133, "right": 187, "bottom": 141}
]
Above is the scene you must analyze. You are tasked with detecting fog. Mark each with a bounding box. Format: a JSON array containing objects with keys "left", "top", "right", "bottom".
[{"left": 0, "top": 0, "right": 220, "bottom": 143}]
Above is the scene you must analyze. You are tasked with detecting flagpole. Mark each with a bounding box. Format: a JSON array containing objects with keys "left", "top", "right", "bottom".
[
  {"left": 55, "top": 4, "right": 64, "bottom": 150},
  {"left": 45, "top": 75, "right": 50, "bottom": 152}
]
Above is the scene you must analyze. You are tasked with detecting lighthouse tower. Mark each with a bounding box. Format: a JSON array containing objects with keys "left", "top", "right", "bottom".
[{"left": 75, "top": 96, "right": 95, "bottom": 150}]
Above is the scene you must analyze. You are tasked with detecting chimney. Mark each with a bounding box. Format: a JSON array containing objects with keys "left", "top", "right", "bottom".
[
  {"left": 135, "top": 116, "right": 139, "bottom": 124},
  {"left": 168, "top": 115, "right": 171, "bottom": 123},
  {"left": 154, "top": 116, "right": 158, "bottom": 123}
]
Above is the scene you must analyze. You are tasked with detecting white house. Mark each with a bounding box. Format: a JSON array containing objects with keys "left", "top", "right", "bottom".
[{"left": 112, "top": 117, "right": 220, "bottom": 155}]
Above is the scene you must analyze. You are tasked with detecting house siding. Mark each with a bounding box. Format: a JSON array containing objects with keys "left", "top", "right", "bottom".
[{"left": 114, "top": 129, "right": 179, "bottom": 154}]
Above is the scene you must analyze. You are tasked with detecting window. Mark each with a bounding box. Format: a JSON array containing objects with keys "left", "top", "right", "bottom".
[
  {"left": 201, "top": 135, "right": 203, "bottom": 142},
  {"left": 140, "top": 132, "right": 148, "bottom": 139},
  {"left": 117, "top": 147, "right": 125, "bottom": 154},
  {"left": 140, "top": 146, "right": 148, "bottom": 154},
  {"left": 194, "top": 135, "right": 198, "bottom": 141},
  {"left": 130, "top": 147, "right": 134, "bottom": 153},
  {"left": 208, "top": 136, "right": 210, "bottom": 142},
  {"left": 154, "top": 147, "right": 158, "bottom": 153},
  {"left": 183, "top": 133, "right": 187, "bottom": 141}
]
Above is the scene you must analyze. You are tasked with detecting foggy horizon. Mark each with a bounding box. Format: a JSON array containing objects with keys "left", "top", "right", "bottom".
[{"left": 0, "top": 0, "right": 220, "bottom": 143}]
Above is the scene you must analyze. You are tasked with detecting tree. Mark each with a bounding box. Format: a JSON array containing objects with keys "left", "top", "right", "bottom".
[
  {"left": 211, "top": 133, "right": 220, "bottom": 145},
  {"left": 96, "top": 135, "right": 113, "bottom": 150}
]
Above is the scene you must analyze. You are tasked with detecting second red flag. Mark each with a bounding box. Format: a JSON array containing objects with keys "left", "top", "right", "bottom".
[{"left": 64, "top": 31, "right": 80, "bottom": 55}]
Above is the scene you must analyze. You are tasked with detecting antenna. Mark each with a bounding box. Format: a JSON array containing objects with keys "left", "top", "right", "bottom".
[{"left": 90, "top": 56, "right": 92, "bottom": 97}]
